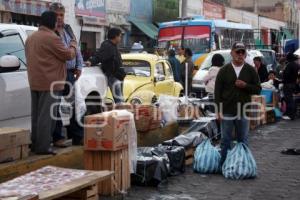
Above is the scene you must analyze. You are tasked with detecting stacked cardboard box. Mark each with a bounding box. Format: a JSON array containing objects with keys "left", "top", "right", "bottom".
[
  {"left": 133, "top": 105, "right": 162, "bottom": 132},
  {"left": 0, "top": 128, "right": 31, "bottom": 163},
  {"left": 84, "top": 111, "right": 131, "bottom": 196},
  {"left": 84, "top": 111, "right": 130, "bottom": 151}
]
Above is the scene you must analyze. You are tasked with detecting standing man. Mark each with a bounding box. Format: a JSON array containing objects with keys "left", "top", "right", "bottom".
[
  {"left": 86, "top": 28, "right": 126, "bottom": 104},
  {"left": 282, "top": 52, "right": 300, "bottom": 120},
  {"left": 25, "top": 11, "right": 77, "bottom": 154},
  {"left": 214, "top": 42, "right": 261, "bottom": 165},
  {"left": 176, "top": 46, "right": 185, "bottom": 64},
  {"left": 181, "top": 48, "right": 194, "bottom": 95},
  {"left": 168, "top": 49, "right": 181, "bottom": 82},
  {"left": 49, "top": 2, "right": 85, "bottom": 146}
]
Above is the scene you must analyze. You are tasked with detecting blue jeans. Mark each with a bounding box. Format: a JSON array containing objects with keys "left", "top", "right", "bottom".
[
  {"left": 107, "top": 75, "right": 124, "bottom": 104},
  {"left": 220, "top": 114, "right": 249, "bottom": 165},
  {"left": 53, "top": 70, "right": 83, "bottom": 143}
]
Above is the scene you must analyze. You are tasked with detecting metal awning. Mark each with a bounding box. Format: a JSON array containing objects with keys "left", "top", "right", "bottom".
[{"left": 129, "top": 19, "right": 158, "bottom": 39}]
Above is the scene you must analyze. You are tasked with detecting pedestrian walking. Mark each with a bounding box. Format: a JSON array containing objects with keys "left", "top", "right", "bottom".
[
  {"left": 282, "top": 52, "right": 300, "bottom": 120},
  {"left": 25, "top": 11, "right": 77, "bottom": 154},
  {"left": 253, "top": 56, "right": 269, "bottom": 83},
  {"left": 49, "top": 2, "right": 85, "bottom": 146},
  {"left": 168, "top": 49, "right": 181, "bottom": 82},
  {"left": 214, "top": 42, "right": 261, "bottom": 165},
  {"left": 86, "top": 28, "right": 126, "bottom": 104},
  {"left": 203, "top": 53, "right": 225, "bottom": 95}
]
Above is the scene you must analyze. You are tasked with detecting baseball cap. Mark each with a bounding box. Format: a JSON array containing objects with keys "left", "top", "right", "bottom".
[{"left": 231, "top": 42, "right": 246, "bottom": 51}]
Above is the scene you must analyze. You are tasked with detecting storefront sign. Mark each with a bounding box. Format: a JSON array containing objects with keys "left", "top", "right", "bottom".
[
  {"left": 203, "top": 0, "right": 224, "bottom": 19},
  {"left": 106, "top": 0, "right": 130, "bottom": 14},
  {"left": 153, "top": 0, "right": 179, "bottom": 22},
  {"left": 0, "top": 0, "right": 50, "bottom": 16},
  {"left": 82, "top": 16, "right": 107, "bottom": 26},
  {"left": 75, "top": 0, "right": 105, "bottom": 19}
]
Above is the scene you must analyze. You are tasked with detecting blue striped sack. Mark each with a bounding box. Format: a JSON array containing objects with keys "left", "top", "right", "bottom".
[
  {"left": 222, "top": 143, "right": 257, "bottom": 179},
  {"left": 193, "top": 139, "right": 221, "bottom": 174}
]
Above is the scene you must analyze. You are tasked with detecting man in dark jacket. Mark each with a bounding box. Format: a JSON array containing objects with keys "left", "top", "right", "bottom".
[
  {"left": 86, "top": 28, "right": 125, "bottom": 104},
  {"left": 215, "top": 42, "right": 261, "bottom": 164},
  {"left": 282, "top": 52, "right": 300, "bottom": 120},
  {"left": 181, "top": 48, "right": 194, "bottom": 95},
  {"left": 168, "top": 49, "right": 181, "bottom": 82}
]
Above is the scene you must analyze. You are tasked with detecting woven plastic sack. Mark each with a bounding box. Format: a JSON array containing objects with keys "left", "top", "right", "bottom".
[
  {"left": 222, "top": 143, "right": 257, "bottom": 180},
  {"left": 193, "top": 139, "right": 221, "bottom": 174}
]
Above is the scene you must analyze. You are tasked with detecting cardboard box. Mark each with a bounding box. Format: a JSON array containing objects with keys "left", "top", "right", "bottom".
[
  {"left": 133, "top": 105, "right": 162, "bottom": 132},
  {"left": 84, "top": 111, "right": 131, "bottom": 151},
  {"left": 114, "top": 103, "right": 134, "bottom": 113},
  {"left": 0, "top": 128, "right": 31, "bottom": 150}
]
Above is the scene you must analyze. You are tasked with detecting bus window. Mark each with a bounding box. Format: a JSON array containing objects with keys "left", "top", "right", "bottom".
[
  {"left": 158, "top": 27, "right": 183, "bottom": 50},
  {"left": 183, "top": 26, "right": 211, "bottom": 54}
]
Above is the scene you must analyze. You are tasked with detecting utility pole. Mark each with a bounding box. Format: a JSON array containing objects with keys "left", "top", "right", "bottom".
[
  {"left": 253, "top": 0, "right": 258, "bottom": 13},
  {"left": 181, "top": 0, "right": 187, "bottom": 18}
]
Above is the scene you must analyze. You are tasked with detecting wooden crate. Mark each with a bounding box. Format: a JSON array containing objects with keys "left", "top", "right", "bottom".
[
  {"left": 265, "top": 107, "right": 276, "bottom": 124},
  {"left": 185, "top": 147, "right": 195, "bottom": 166},
  {"left": 84, "top": 148, "right": 130, "bottom": 196},
  {"left": 56, "top": 184, "right": 98, "bottom": 200},
  {"left": 250, "top": 95, "right": 266, "bottom": 130}
]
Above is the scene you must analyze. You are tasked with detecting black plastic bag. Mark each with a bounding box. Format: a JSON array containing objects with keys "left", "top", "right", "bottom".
[
  {"left": 160, "top": 145, "right": 185, "bottom": 176},
  {"left": 131, "top": 147, "right": 169, "bottom": 186}
]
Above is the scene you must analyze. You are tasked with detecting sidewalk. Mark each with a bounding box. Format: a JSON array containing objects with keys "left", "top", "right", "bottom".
[{"left": 123, "top": 119, "right": 300, "bottom": 200}]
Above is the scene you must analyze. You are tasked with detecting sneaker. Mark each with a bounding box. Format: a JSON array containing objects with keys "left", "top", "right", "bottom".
[
  {"left": 53, "top": 139, "right": 71, "bottom": 148},
  {"left": 282, "top": 115, "right": 291, "bottom": 120}
]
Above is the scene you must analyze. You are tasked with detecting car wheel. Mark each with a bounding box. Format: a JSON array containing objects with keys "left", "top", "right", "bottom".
[{"left": 85, "top": 92, "right": 102, "bottom": 116}]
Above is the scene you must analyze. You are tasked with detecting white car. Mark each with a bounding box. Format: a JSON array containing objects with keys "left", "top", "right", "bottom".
[
  {"left": 192, "top": 49, "right": 263, "bottom": 97},
  {"left": 0, "top": 24, "right": 107, "bottom": 123}
]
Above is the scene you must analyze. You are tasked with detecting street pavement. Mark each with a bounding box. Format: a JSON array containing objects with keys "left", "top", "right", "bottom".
[{"left": 111, "top": 119, "right": 300, "bottom": 200}]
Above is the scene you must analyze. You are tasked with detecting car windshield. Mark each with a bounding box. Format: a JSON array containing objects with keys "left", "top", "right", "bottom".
[
  {"left": 201, "top": 51, "right": 232, "bottom": 70},
  {"left": 0, "top": 33, "right": 26, "bottom": 68},
  {"left": 260, "top": 51, "right": 273, "bottom": 65},
  {"left": 122, "top": 60, "right": 151, "bottom": 77}
]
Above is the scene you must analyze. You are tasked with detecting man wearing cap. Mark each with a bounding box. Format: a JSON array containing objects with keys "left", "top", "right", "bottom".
[{"left": 215, "top": 42, "right": 261, "bottom": 165}]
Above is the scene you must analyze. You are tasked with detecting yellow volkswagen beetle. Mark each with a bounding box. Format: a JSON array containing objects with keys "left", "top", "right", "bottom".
[{"left": 106, "top": 53, "right": 183, "bottom": 104}]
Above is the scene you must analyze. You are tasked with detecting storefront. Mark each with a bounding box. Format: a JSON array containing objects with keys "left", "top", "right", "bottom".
[
  {"left": 72, "top": 0, "right": 107, "bottom": 60},
  {"left": 0, "top": 0, "right": 50, "bottom": 25},
  {"left": 106, "top": 0, "right": 131, "bottom": 48},
  {"left": 128, "top": 0, "right": 158, "bottom": 49}
]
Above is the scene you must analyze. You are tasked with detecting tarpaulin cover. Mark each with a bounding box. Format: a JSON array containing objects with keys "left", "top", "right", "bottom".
[
  {"left": 182, "top": 117, "right": 219, "bottom": 139},
  {"left": 163, "top": 131, "right": 207, "bottom": 149}
]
